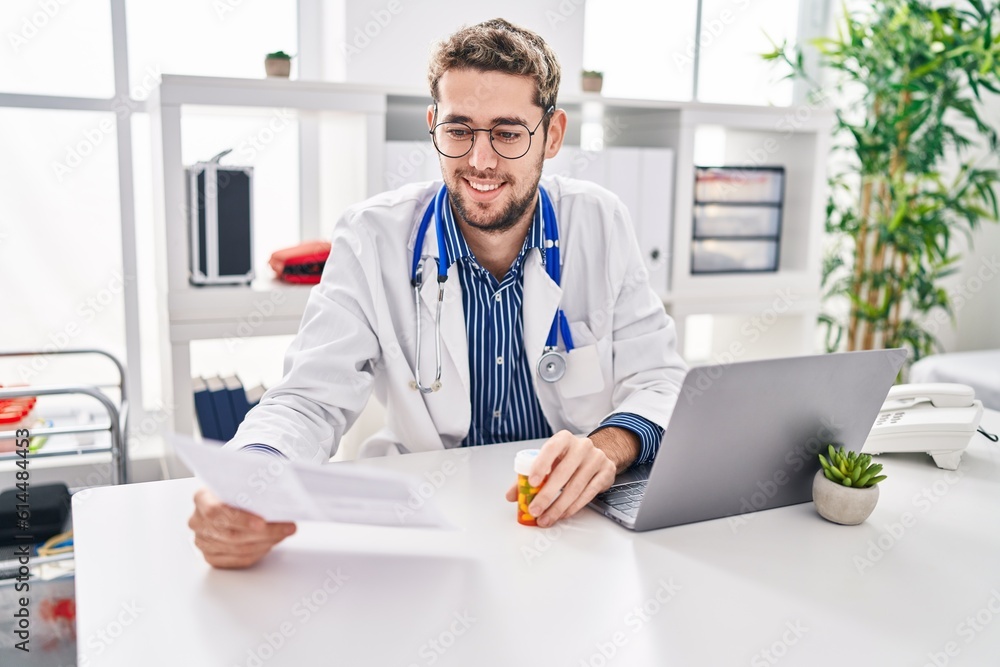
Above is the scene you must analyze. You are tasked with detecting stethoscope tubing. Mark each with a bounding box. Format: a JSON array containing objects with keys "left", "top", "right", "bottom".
[{"left": 410, "top": 184, "right": 573, "bottom": 391}]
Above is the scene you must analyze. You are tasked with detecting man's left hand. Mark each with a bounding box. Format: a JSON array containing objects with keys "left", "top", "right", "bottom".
[{"left": 503, "top": 428, "right": 639, "bottom": 527}]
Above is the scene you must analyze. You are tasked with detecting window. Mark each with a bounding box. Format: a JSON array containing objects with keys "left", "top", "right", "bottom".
[
  {"left": 584, "top": 0, "right": 803, "bottom": 105},
  {"left": 0, "top": 109, "right": 124, "bottom": 373},
  {"left": 0, "top": 1, "right": 115, "bottom": 97},
  {"left": 696, "top": 0, "right": 798, "bottom": 105},
  {"left": 125, "top": 0, "right": 298, "bottom": 99},
  {"left": 584, "top": 0, "right": 699, "bottom": 101}
]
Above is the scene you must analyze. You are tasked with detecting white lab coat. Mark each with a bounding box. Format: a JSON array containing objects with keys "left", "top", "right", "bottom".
[{"left": 226, "top": 176, "right": 687, "bottom": 462}]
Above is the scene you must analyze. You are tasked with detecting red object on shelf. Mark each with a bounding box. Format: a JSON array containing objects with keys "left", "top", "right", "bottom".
[
  {"left": 0, "top": 385, "right": 36, "bottom": 425},
  {"left": 0, "top": 384, "right": 36, "bottom": 451},
  {"left": 269, "top": 241, "right": 331, "bottom": 285}
]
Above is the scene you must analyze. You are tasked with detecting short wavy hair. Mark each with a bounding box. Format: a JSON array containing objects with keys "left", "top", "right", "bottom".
[{"left": 428, "top": 18, "right": 561, "bottom": 112}]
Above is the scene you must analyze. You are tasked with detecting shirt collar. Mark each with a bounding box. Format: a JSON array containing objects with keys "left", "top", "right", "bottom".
[{"left": 440, "top": 190, "right": 546, "bottom": 271}]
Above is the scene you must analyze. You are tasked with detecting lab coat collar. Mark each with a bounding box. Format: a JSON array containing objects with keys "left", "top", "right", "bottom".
[{"left": 407, "top": 183, "right": 442, "bottom": 256}]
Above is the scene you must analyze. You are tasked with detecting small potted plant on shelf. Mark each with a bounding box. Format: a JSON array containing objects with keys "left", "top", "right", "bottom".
[
  {"left": 581, "top": 69, "right": 604, "bottom": 93},
  {"left": 264, "top": 51, "right": 293, "bottom": 78},
  {"left": 813, "top": 444, "right": 886, "bottom": 525}
]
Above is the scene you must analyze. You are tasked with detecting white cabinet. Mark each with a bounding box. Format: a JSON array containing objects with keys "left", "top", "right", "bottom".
[{"left": 150, "top": 76, "right": 832, "bottom": 434}]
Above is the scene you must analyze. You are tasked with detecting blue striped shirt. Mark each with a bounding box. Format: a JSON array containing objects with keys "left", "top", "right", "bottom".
[
  {"left": 242, "top": 192, "right": 665, "bottom": 464},
  {"left": 440, "top": 193, "right": 663, "bottom": 463}
]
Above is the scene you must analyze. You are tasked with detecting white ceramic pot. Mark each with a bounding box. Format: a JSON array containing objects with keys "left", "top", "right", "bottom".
[
  {"left": 265, "top": 58, "right": 291, "bottom": 78},
  {"left": 812, "top": 469, "right": 879, "bottom": 525}
]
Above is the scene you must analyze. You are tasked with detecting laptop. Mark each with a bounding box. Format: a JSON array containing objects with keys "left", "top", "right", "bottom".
[{"left": 590, "top": 349, "right": 908, "bottom": 531}]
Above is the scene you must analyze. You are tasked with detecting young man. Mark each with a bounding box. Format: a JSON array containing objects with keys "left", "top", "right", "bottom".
[{"left": 189, "top": 18, "right": 686, "bottom": 568}]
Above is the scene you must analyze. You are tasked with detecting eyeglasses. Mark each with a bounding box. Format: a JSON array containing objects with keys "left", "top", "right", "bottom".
[{"left": 429, "top": 105, "right": 555, "bottom": 160}]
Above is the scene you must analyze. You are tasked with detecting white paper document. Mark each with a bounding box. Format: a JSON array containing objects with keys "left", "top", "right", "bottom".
[{"left": 171, "top": 434, "right": 453, "bottom": 529}]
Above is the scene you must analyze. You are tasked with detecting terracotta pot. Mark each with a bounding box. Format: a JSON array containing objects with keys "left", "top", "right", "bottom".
[
  {"left": 812, "top": 469, "right": 879, "bottom": 525},
  {"left": 581, "top": 74, "right": 603, "bottom": 93},
  {"left": 265, "top": 57, "right": 291, "bottom": 78}
]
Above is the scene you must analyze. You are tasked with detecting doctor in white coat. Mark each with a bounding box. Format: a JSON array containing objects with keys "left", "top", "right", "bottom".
[{"left": 189, "top": 18, "right": 687, "bottom": 569}]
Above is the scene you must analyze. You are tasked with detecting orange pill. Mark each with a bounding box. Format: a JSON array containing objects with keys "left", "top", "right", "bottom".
[{"left": 514, "top": 449, "right": 545, "bottom": 527}]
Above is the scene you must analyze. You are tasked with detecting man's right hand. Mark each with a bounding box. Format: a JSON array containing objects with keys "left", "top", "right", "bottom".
[{"left": 188, "top": 487, "right": 297, "bottom": 569}]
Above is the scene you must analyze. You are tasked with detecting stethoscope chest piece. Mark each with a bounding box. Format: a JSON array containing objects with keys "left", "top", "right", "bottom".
[{"left": 537, "top": 349, "right": 567, "bottom": 383}]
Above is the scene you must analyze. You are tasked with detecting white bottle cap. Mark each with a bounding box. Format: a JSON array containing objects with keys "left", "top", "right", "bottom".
[{"left": 514, "top": 449, "right": 540, "bottom": 477}]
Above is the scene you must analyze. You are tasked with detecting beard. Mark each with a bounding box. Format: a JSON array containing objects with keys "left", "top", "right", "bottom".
[{"left": 444, "top": 157, "right": 544, "bottom": 235}]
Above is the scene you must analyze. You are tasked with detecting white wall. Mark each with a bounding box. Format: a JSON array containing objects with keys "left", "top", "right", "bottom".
[
  {"left": 933, "top": 90, "right": 1000, "bottom": 354},
  {"left": 325, "top": 0, "right": 586, "bottom": 95}
]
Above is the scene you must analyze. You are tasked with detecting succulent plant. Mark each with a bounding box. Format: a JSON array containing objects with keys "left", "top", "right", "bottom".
[
  {"left": 818, "top": 444, "right": 886, "bottom": 488},
  {"left": 266, "top": 51, "right": 292, "bottom": 60}
]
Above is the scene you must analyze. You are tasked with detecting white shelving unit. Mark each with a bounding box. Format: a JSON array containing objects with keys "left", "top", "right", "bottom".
[{"left": 149, "top": 75, "right": 832, "bottom": 434}]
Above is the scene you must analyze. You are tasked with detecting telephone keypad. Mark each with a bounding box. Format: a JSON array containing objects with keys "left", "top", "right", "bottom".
[{"left": 875, "top": 411, "right": 906, "bottom": 427}]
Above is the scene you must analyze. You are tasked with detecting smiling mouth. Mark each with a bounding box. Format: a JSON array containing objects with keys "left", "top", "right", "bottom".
[
  {"left": 469, "top": 181, "right": 501, "bottom": 191},
  {"left": 465, "top": 179, "right": 504, "bottom": 192}
]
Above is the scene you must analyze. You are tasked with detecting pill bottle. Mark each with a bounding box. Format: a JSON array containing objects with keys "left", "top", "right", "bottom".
[{"left": 514, "top": 449, "right": 545, "bottom": 526}]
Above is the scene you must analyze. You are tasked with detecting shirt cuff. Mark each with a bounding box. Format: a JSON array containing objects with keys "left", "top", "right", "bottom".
[
  {"left": 239, "top": 443, "right": 286, "bottom": 458},
  {"left": 591, "top": 413, "right": 664, "bottom": 465}
]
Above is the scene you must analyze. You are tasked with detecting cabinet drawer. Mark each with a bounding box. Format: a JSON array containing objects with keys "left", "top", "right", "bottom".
[
  {"left": 691, "top": 239, "right": 779, "bottom": 273},
  {"left": 694, "top": 204, "right": 780, "bottom": 237},
  {"left": 695, "top": 167, "right": 783, "bottom": 203}
]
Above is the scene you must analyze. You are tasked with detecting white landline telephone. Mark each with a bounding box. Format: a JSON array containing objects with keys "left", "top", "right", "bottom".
[{"left": 861, "top": 383, "right": 984, "bottom": 470}]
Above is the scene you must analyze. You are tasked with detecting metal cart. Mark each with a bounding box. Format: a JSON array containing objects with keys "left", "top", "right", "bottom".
[{"left": 0, "top": 348, "right": 129, "bottom": 485}]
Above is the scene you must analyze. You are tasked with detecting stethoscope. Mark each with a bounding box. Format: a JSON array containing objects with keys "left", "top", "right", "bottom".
[{"left": 409, "top": 184, "right": 574, "bottom": 394}]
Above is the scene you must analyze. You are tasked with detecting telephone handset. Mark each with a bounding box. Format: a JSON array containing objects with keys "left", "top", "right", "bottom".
[{"left": 861, "top": 383, "right": 983, "bottom": 470}]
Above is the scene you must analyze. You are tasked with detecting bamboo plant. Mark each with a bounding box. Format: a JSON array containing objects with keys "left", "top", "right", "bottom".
[{"left": 765, "top": 0, "right": 1000, "bottom": 362}]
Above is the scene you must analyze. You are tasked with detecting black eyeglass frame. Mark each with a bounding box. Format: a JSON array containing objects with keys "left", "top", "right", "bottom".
[{"left": 429, "top": 104, "right": 556, "bottom": 160}]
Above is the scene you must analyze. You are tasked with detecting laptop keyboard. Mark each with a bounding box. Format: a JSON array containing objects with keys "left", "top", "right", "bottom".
[{"left": 597, "top": 480, "right": 647, "bottom": 517}]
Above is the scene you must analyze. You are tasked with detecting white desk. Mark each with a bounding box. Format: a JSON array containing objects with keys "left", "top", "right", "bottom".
[{"left": 74, "top": 411, "right": 1000, "bottom": 666}]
